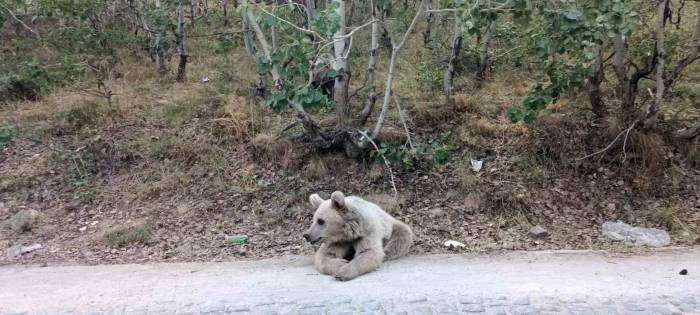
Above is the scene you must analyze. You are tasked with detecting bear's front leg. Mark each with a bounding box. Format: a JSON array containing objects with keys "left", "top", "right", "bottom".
[
  {"left": 314, "top": 243, "right": 350, "bottom": 275},
  {"left": 334, "top": 239, "right": 384, "bottom": 281}
]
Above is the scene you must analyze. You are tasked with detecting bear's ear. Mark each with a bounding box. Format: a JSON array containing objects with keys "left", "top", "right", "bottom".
[
  {"left": 330, "top": 191, "right": 345, "bottom": 209},
  {"left": 309, "top": 193, "right": 325, "bottom": 208}
]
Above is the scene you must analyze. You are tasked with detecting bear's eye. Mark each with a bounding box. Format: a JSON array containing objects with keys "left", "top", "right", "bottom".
[{"left": 317, "top": 219, "right": 325, "bottom": 225}]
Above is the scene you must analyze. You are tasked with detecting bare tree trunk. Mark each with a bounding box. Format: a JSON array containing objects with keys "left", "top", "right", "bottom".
[
  {"left": 154, "top": 0, "right": 165, "bottom": 74},
  {"left": 189, "top": 0, "right": 196, "bottom": 26},
  {"left": 644, "top": 0, "right": 669, "bottom": 129},
  {"left": 613, "top": 34, "right": 635, "bottom": 118},
  {"left": 665, "top": 3, "right": 700, "bottom": 89},
  {"left": 332, "top": 0, "right": 350, "bottom": 127},
  {"left": 477, "top": 19, "right": 495, "bottom": 82},
  {"left": 588, "top": 43, "right": 607, "bottom": 118},
  {"left": 423, "top": 0, "right": 433, "bottom": 45},
  {"left": 371, "top": 0, "right": 427, "bottom": 140},
  {"left": 243, "top": 5, "right": 319, "bottom": 133},
  {"left": 443, "top": 12, "right": 462, "bottom": 102},
  {"left": 305, "top": 0, "right": 318, "bottom": 20},
  {"left": 241, "top": 10, "right": 256, "bottom": 60},
  {"left": 222, "top": 0, "right": 228, "bottom": 26},
  {"left": 176, "top": 0, "right": 188, "bottom": 82},
  {"left": 202, "top": 0, "right": 209, "bottom": 24},
  {"left": 359, "top": 5, "right": 382, "bottom": 125}
]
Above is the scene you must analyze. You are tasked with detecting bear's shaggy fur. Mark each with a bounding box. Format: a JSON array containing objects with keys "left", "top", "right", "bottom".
[{"left": 303, "top": 191, "right": 413, "bottom": 281}]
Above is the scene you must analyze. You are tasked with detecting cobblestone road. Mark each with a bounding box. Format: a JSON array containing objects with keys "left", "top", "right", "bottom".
[{"left": 1, "top": 249, "right": 698, "bottom": 315}]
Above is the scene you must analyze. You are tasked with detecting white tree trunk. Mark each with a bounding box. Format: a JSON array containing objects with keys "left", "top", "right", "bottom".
[
  {"left": 477, "top": 19, "right": 495, "bottom": 81},
  {"left": 359, "top": 4, "right": 382, "bottom": 125},
  {"left": 244, "top": 6, "right": 318, "bottom": 131},
  {"left": 443, "top": 12, "right": 462, "bottom": 100},
  {"left": 176, "top": 0, "right": 188, "bottom": 82},
  {"left": 645, "top": 0, "right": 669, "bottom": 128},
  {"left": 370, "top": 0, "right": 427, "bottom": 140},
  {"left": 332, "top": 0, "right": 350, "bottom": 127},
  {"left": 154, "top": 0, "right": 165, "bottom": 74}
]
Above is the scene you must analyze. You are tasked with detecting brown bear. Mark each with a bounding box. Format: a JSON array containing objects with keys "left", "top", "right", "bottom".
[{"left": 303, "top": 191, "right": 413, "bottom": 281}]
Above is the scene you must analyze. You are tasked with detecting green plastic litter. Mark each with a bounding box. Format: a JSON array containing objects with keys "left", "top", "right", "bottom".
[{"left": 225, "top": 235, "right": 249, "bottom": 244}]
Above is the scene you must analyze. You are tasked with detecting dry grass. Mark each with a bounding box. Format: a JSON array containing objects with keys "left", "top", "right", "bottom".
[
  {"left": 211, "top": 95, "right": 250, "bottom": 141},
  {"left": 251, "top": 134, "right": 296, "bottom": 169},
  {"left": 103, "top": 223, "right": 153, "bottom": 248},
  {"left": 301, "top": 155, "right": 329, "bottom": 180}
]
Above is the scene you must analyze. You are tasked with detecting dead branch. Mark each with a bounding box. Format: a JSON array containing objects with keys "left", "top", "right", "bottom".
[
  {"left": 576, "top": 120, "right": 639, "bottom": 161},
  {"left": 357, "top": 130, "right": 399, "bottom": 202}
]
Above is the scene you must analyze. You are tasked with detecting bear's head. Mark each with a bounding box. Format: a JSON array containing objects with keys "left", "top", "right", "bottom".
[{"left": 303, "top": 191, "right": 359, "bottom": 244}]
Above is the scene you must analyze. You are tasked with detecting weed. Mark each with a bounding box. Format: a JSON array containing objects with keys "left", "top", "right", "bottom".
[
  {"left": 371, "top": 132, "right": 454, "bottom": 171},
  {"left": 417, "top": 59, "right": 443, "bottom": 91},
  {"left": 66, "top": 151, "right": 98, "bottom": 202},
  {"left": 104, "top": 224, "right": 153, "bottom": 248},
  {"left": 0, "top": 122, "right": 17, "bottom": 148}
]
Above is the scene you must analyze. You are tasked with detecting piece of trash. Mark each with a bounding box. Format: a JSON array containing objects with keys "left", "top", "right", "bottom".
[
  {"left": 20, "top": 244, "right": 42, "bottom": 254},
  {"left": 443, "top": 240, "right": 466, "bottom": 249},
  {"left": 601, "top": 220, "right": 670, "bottom": 247},
  {"left": 680, "top": 269, "right": 688, "bottom": 275},
  {"left": 470, "top": 159, "right": 483, "bottom": 172},
  {"left": 90, "top": 221, "right": 99, "bottom": 226},
  {"left": 201, "top": 76, "right": 210, "bottom": 83},
  {"left": 225, "top": 235, "right": 249, "bottom": 245},
  {"left": 79, "top": 226, "right": 87, "bottom": 232}
]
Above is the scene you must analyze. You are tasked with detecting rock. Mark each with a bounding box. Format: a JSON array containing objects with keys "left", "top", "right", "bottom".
[
  {"left": 602, "top": 220, "right": 670, "bottom": 247},
  {"left": 429, "top": 208, "right": 446, "bottom": 217},
  {"left": 528, "top": 226, "right": 548, "bottom": 239},
  {"left": 4, "top": 246, "right": 22, "bottom": 260},
  {"left": 4, "top": 209, "right": 41, "bottom": 233},
  {"left": 3, "top": 244, "right": 41, "bottom": 260},
  {"left": 680, "top": 269, "right": 688, "bottom": 275}
]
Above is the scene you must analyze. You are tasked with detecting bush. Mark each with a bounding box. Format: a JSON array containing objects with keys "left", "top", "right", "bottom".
[{"left": 0, "top": 122, "right": 17, "bottom": 149}]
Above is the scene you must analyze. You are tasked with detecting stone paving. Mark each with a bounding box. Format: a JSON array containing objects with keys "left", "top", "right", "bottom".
[
  {"left": 1, "top": 249, "right": 698, "bottom": 315},
  {"left": 4, "top": 294, "right": 697, "bottom": 315}
]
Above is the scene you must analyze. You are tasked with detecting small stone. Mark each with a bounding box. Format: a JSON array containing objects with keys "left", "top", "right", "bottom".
[
  {"left": 79, "top": 226, "right": 87, "bottom": 232},
  {"left": 679, "top": 269, "right": 688, "bottom": 275},
  {"left": 408, "top": 297, "right": 428, "bottom": 304},
  {"left": 528, "top": 226, "right": 548, "bottom": 239},
  {"left": 4, "top": 246, "right": 22, "bottom": 259},
  {"left": 226, "top": 306, "right": 251, "bottom": 313},
  {"left": 511, "top": 296, "right": 530, "bottom": 305},
  {"left": 429, "top": 208, "right": 445, "bottom": 217},
  {"left": 461, "top": 304, "right": 485, "bottom": 313},
  {"left": 459, "top": 296, "right": 483, "bottom": 304},
  {"left": 411, "top": 306, "right": 435, "bottom": 315}
]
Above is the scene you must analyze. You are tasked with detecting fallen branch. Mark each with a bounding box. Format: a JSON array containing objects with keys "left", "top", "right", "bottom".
[
  {"left": 357, "top": 129, "right": 399, "bottom": 203},
  {"left": 674, "top": 120, "right": 700, "bottom": 139},
  {"left": 576, "top": 120, "right": 639, "bottom": 161},
  {"left": 393, "top": 94, "right": 414, "bottom": 150}
]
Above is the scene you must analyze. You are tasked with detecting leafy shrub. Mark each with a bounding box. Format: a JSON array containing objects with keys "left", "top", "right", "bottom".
[{"left": 0, "top": 122, "right": 17, "bottom": 149}]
